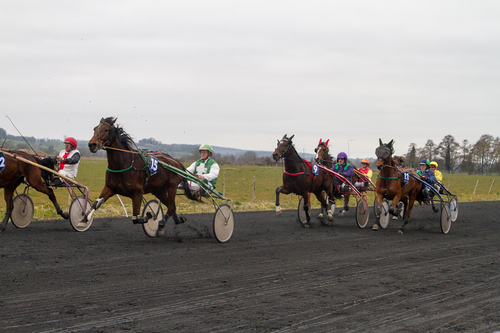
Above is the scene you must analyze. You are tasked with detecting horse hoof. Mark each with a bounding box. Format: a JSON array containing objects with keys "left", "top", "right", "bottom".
[
  {"left": 61, "top": 211, "right": 70, "bottom": 220},
  {"left": 276, "top": 207, "right": 282, "bottom": 216},
  {"left": 398, "top": 229, "right": 404, "bottom": 234},
  {"left": 175, "top": 216, "right": 187, "bottom": 225},
  {"left": 372, "top": 224, "right": 379, "bottom": 231},
  {"left": 328, "top": 215, "right": 333, "bottom": 222},
  {"left": 432, "top": 207, "right": 439, "bottom": 213},
  {"left": 317, "top": 213, "right": 323, "bottom": 219},
  {"left": 392, "top": 216, "right": 398, "bottom": 220},
  {"left": 157, "top": 229, "right": 165, "bottom": 236}
]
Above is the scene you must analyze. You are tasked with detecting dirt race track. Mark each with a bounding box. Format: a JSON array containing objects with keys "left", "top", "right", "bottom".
[{"left": 1, "top": 201, "right": 499, "bottom": 333}]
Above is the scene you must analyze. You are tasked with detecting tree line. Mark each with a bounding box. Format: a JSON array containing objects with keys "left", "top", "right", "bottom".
[{"left": 404, "top": 134, "right": 500, "bottom": 175}]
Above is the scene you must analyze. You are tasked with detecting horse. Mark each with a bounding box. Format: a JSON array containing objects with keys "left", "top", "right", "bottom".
[
  {"left": 314, "top": 139, "right": 359, "bottom": 215},
  {"left": 85, "top": 117, "right": 197, "bottom": 236},
  {"left": 374, "top": 139, "right": 421, "bottom": 233},
  {"left": 0, "top": 150, "right": 66, "bottom": 231},
  {"left": 273, "top": 134, "right": 334, "bottom": 227}
]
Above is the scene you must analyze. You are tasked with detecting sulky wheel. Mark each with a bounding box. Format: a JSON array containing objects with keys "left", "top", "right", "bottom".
[
  {"left": 69, "top": 196, "right": 93, "bottom": 232},
  {"left": 440, "top": 202, "right": 451, "bottom": 234},
  {"left": 450, "top": 197, "right": 458, "bottom": 222},
  {"left": 213, "top": 204, "right": 234, "bottom": 243},
  {"left": 11, "top": 194, "right": 34, "bottom": 228},
  {"left": 378, "top": 199, "right": 390, "bottom": 229},
  {"left": 142, "top": 199, "right": 164, "bottom": 237},
  {"left": 355, "top": 198, "right": 369, "bottom": 228}
]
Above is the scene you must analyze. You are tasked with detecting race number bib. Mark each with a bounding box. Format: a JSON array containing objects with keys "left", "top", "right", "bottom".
[
  {"left": 0, "top": 153, "right": 6, "bottom": 170},
  {"left": 403, "top": 171, "right": 409, "bottom": 185},
  {"left": 149, "top": 156, "right": 159, "bottom": 175},
  {"left": 312, "top": 163, "right": 319, "bottom": 175}
]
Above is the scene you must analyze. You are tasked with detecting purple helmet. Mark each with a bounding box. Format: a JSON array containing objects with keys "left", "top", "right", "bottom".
[{"left": 337, "top": 152, "right": 347, "bottom": 160}]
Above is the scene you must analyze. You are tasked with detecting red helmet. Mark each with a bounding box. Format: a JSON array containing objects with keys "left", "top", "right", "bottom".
[{"left": 64, "top": 137, "right": 77, "bottom": 149}]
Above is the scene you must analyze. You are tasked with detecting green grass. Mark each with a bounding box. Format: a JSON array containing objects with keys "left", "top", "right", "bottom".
[{"left": 1, "top": 159, "right": 499, "bottom": 220}]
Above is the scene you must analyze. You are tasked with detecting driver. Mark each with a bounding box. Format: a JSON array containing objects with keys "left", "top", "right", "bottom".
[
  {"left": 355, "top": 158, "right": 372, "bottom": 190},
  {"left": 331, "top": 152, "right": 354, "bottom": 193},
  {"left": 51, "top": 137, "right": 80, "bottom": 183},
  {"left": 186, "top": 144, "right": 220, "bottom": 191},
  {"left": 417, "top": 159, "right": 437, "bottom": 202},
  {"left": 430, "top": 161, "right": 443, "bottom": 182}
]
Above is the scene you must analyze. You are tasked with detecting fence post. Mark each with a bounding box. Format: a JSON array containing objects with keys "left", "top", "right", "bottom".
[
  {"left": 473, "top": 179, "right": 479, "bottom": 195},
  {"left": 489, "top": 179, "right": 495, "bottom": 194},
  {"left": 223, "top": 172, "right": 226, "bottom": 197},
  {"left": 252, "top": 176, "right": 256, "bottom": 201}
]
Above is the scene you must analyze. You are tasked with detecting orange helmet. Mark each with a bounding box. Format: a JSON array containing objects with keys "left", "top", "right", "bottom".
[{"left": 361, "top": 159, "right": 369, "bottom": 164}]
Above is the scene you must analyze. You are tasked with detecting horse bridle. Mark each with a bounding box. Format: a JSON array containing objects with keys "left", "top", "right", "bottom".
[
  {"left": 315, "top": 144, "right": 333, "bottom": 165},
  {"left": 275, "top": 139, "right": 293, "bottom": 160},
  {"left": 94, "top": 122, "right": 116, "bottom": 151}
]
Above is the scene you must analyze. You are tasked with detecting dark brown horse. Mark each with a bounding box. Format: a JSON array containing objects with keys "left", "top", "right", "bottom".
[
  {"left": 273, "top": 135, "right": 334, "bottom": 227},
  {"left": 314, "top": 139, "right": 359, "bottom": 215},
  {"left": 375, "top": 139, "right": 421, "bottom": 233},
  {"left": 85, "top": 117, "right": 197, "bottom": 236},
  {"left": 0, "top": 150, "right": 65, "bottom": 231}
]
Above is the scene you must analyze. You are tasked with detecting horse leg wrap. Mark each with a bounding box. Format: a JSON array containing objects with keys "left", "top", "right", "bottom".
[{"left": 132, "top": 215, "right": 148, "bottom": 224}]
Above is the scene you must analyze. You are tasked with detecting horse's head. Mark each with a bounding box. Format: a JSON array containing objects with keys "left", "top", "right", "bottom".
[
  {"left": 375, "top": 139, "right": 394, "bottom": 170},
  {"left": 272, "top": 134, "right": 294, "bottom": 161},
  {"left": 314, "top": 139, "right": 331, "bottom": 165},
  {"left": 89, "top": 117, "right": 117, "bottom": 153},
  {"left": 393, "top": 155, "right": 405, "bottom": 167}
]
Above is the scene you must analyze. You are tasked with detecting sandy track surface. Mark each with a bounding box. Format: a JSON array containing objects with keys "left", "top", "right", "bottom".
[{"left": 1, "top": 201, "right": 499, "bottom": 332}]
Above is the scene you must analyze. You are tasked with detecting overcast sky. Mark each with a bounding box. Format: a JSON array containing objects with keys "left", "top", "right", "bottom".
[{"left": 1, "top": 1, "right": 499, "bottom": 158}]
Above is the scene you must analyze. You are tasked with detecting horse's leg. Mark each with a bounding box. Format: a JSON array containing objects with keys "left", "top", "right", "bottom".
[
  {"left": 131, "top": 191, "right": 148, "bottom": 224},
  {"left": 1, "top": 185, "right": 16, "bottom": 231},
  {"left": 25, "top": 171, "right": 65, "bottom": 218},
  {"left": 275, "top": 185, "right": 291, "bottom": 216},
  {"left": 301, "top": 193, "right": 312, "bottom": 228},
  {"left": 339, "top": 194, "right": 350, "bottom": 216},
  {"left": 82, "top": 186, "right": 115, "bottom": 223},
  {"left": 399, "top": 191, "right": 418, "bottom": 234},
  {"left": 314, "top": 192, "right": 332, "bottom": 226},
  {"left": 156, "top": 186, "right": 186, "bottom": 236}
]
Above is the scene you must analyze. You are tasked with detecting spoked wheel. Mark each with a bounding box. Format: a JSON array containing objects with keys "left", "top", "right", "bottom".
[
  {"left": 11, "top": 194, "right": 34, "bottom": 228},
  {"left": 450, "top": 197, "right": 458, "bottom": 222},
  {"left": 355, "top": 198, "right": 369, "bottom": 228},
  {"left": 142, "top": 199, "right": 164, "bottom": 237},
  {"left": 440, "top": 202, "right": 451, "bottom": 234},
  {"left": 69, "top": 196, "right": 93, "bottom": 232},
  {"left": 379, "top": 199, "right": 390, "bottom": 229},
  {"left": 297, "top": 196, "right": 311, "bottom": 225},
  {"left": 213, "top": 204, "right": 234, "bottom": 243}
]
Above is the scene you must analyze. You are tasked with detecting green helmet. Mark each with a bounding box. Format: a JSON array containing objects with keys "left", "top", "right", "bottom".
[
  {"left": 420, "top": 159, "right": 431, "bottom": 167},
  {"left": 199, "top": 144, "right": 213, "bottom": 153}
]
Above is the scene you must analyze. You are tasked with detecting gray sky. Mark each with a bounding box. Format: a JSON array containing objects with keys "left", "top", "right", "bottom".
[{"left": 1, "top": 1, "right": 499, "bottom": 158}]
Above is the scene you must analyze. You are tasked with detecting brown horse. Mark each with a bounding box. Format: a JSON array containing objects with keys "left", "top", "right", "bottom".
[
  {"left": 85, "top": 117, "right": 197, "bottom": 236},
  {"left": 314, "top": 139, "right": 359, "bottom": 215},
  {"left": 273, "top": 134, "right": 334, "bottom": 227},
  {"left": 0, "top": 150, "right": 65, "bottom": 231},
  {"left": 375, "top": 139, "right": 421, "bottom": 233}
]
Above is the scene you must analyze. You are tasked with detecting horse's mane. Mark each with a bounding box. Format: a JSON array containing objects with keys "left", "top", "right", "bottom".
[{"left": 103, "top": 117, "right": 135, "bottom": 151}]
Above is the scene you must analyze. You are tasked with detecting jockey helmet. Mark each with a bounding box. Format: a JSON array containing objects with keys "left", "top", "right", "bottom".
[
  {"left": 64, "top": 137, "right": 77, "bottom": 149},
  {"left": 361, "top": 159, "right": 369, "bottom": 164},
  {"left": 420, "top": 159, "right": 430, "bottom": 167},
  {"left": 199, "top": 144, "right": 213, "bottom": 153},
  {"left": 430, "top": 161, "right": 438, "bottom": 168},
  {"left": 337, "top": 152, "right": 347, "bottom": 161}
]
